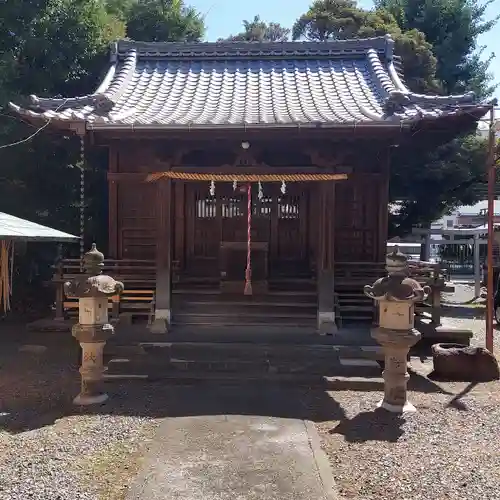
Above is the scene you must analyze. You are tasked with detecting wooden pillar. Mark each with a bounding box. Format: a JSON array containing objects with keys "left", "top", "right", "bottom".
[
  {"left": 378, "top": 149, "right": 391, "bottom": 261},
  {"left": 150, "top": 178, "right": 173, "bottom": 334},
  {"left": 108, "top": 143, "right": 119, "bottom": 258},
  {"left": 317, "top": 181, "right": 338, "bottom": 334}
]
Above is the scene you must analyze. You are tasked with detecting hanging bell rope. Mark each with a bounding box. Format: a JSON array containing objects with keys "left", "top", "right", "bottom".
[
  {"left": 244, "top": 183, "right": 252, "bottom": 296},
  {"left": 146, "top": 172, "right": 348, "bottom": 183}
]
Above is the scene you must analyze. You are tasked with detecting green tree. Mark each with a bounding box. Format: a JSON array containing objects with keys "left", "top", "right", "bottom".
[
  {"left": 0, "top": 0, "right": 125, "bottom": 236},
  {"left": 375, "top": 0, "right": 499, "bottom": 97},
  {"left": 126, "top": 0, "right": 205, "bottom": 42},
  {"left": 292, "top": 0, "right": 439, "bottom": 93},
  {"left": 372, "top": 0, "right": 499, "bottom": 233},
  {"left": 221, "top": 15, "right": 290, "bottom": 42},
  {"left": 389, "top": 135, "right": 490, "bottom": 236},
  {"left": 293, "top": 0, "right": 495, "bottom": 234}
]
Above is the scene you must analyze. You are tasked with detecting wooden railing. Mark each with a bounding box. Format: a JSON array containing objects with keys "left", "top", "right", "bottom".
[
  {"left": 335, "top": 261, "right": 451, "bottom": 326},
  {"left": 408, "top": 260, "right": 451, "bottom": 325},
  {"left": 52, "top": 258, "right": 157, "bottom": 321},
  {"left": 51, "top": 258, "right": 450, "bottom": 326}
]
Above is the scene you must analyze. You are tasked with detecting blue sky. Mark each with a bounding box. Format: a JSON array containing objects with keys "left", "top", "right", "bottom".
[{"left": 191, "top": 0, "right": 500, "bottom": 99}]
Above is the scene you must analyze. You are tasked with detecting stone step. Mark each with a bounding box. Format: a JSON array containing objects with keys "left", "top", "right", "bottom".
[
  {"left": 103, "top": 371, "right": 385, "bottom": 390},
  {"left": 104, "top": 342, "right": 384, "bottom": 374},
  {"left": 135, "top": 341, "right": 383, "bottom": 359},
  {"left": 105, "top": 354, "right": 383, "bottom": 379}
]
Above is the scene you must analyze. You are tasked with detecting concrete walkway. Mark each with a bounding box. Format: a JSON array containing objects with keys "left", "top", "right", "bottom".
[{"left": 126, "top": 415, "right": 337, "bottom": 500}]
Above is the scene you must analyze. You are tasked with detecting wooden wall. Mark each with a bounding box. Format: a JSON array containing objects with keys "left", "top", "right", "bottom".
[
  {"left": 108, "top": 142, "right": 157, "bottom": 259},
  {"left": 107, "top": 139, "right": 390, "bottom": 264},
  {"left": 334, "top": 174, "right": 387, "bottom": 262}
]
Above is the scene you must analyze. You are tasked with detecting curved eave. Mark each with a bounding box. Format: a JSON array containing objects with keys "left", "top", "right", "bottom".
[
  {"left": 408, "top": 104, "right": 492, "bottom": 130},
  {"left": 7, "top": 36, "right": 492, "bottom": 134},
  {"left": 7, "top": 102, "right": 86, "bottom": 133},
  {"left": 6, "top": 104, "right": 489, "bottom": 135}
]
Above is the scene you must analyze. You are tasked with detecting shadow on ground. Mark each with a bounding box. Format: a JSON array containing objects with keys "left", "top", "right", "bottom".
[
  {"left": 0, "top": 353, "right": 459, "bottom": 441},
  {"left": 329, "top": 408, "right": 407, "bottom": 443},
  {"left": 441, "top": 305, "right": 485, "bottom": 319},
  {"left": 0, "top": 320, "right": 480, "bottom": 442}
]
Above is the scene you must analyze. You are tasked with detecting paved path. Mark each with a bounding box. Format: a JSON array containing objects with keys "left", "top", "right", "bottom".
[{"left": 126, "top": 414, "right": 337, "bottom": 500}]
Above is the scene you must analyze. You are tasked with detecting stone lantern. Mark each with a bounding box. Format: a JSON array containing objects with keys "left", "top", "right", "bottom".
[
  {"left": 64, "top": 244, "right": 124, "bottom": 405},
  {"left": 364, "top": 247, "right": 430, "bottom": 413}
]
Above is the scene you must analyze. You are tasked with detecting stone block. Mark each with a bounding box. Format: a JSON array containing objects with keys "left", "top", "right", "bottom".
[{"left": 430, "top": 343, "right": 500, "bottom": 382}]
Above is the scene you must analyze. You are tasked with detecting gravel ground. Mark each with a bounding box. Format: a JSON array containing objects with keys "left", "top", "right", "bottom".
[
  {"left": 0, "top": 309, "right": 499, "bottom": 500},
  {"left": 316, "top": 303, "right": 500, "bottom": 500},
  {"left": 316, "top": 374, "right": 500, "bottom": 500},
  {"left": 0, "top": 346, "right": 160, "bottom": 500}
]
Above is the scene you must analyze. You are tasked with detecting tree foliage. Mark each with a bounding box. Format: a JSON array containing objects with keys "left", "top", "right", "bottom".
[
  {"left": 0, "top": 0, "right": 125, "bottom": 238},
  {"left": 292, "top": 0, "right": 497, "bottom": 234},
  {"left": 0, "top": 0, "right": 206, "bottom": 313},
  {"left": 371, "top": 0, "right": 498, "bottom": 234},
  {"left": 375, "top": 0, "right": 499, "bottom": 98},
  {"left": 389, "top": 135, "right": 490, "bottom": 235},
  {"left": 126, "top": 0, "right": 204, "bottom": 42},
  {"left": 0, "top": 0, "right": 206, "bottom": 235},
  {"left": 221, "top": 15, "right": 290, "bottom": 42},
  {"left": 292, "top": 0, "right": 438, "bottom": 93}
]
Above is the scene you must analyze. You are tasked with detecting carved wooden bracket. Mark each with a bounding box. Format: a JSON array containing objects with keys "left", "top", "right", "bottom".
[
  {"left": 306, "top": 148, "right": 345, "bottom": 168},
  {"left": 145, "top": 149, "right": 187, "bottom": 171},
  {"left": 221, "top": 149, "right": 269, "bottom": 169}
]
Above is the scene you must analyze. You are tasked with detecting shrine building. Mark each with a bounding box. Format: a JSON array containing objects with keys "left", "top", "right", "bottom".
[{"left": 10, "top": 36, "right": 490, "bottom": 333}]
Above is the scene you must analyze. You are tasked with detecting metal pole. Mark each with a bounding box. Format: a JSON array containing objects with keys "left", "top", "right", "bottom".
[
  {"left": 486, "top": 105, "right": 496, "bottom": 352},
  {"left": 474, "top": 233, "right": 480, "bottom": 298}
]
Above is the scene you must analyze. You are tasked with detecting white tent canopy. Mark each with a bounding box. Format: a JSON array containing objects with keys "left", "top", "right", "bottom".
[{"left": 0, "top": 212, "right": 79, "bottom": 242}]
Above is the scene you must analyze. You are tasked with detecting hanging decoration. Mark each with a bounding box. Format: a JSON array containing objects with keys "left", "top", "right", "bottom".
[
  {"left": 244, "top": 183, "right": 252, "bottom": 296},
  {"left": 79, "top": 134, "right": 86, "bottom": 271},
  {"left": 257, "top": 180, "right": 263, "bottom": 200},
  {"left": 146, "top": 172, "right": 348, "bottom": 183},
  {"left": 0, "top": 240, "right": 14, "bottom": 314},
  {"left": 145, "top": 170, "right": 348, "bottom": 296}
]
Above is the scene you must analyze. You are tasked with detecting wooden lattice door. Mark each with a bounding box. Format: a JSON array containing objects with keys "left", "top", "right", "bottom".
[
  {"left": 270, "top": 184, "right": 309, "bottom": 276},
  {"left": 184, "top": 182, "right": 310, "bottom": 279},
  {"left": 185, "top": 184, "right": 220, "bottom": 277}
]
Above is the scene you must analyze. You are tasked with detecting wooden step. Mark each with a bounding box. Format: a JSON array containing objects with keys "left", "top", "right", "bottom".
[
  {"left": 173, "top": 294, "right": 316, "bottom": 305},
  {"left": 338, "top": 305, "right": 373, "bottom": 312},
  {"left": 175, "top": 304, "right": 317, "bottom": 318},
  {"left": 172, "top": 312, "right": 317, "bottom": 327},
  {"left": 173, "top": 288, "right": 317, "bottom": 297}
]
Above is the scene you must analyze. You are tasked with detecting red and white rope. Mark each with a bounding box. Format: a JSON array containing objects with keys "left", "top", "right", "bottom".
[{"left": 244, "top": 183, "right": 252, "bottom": 295}]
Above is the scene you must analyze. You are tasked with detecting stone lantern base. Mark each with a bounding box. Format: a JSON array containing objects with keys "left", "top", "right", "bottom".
[
  {"left": 72, "top": 323, "right": 114, "bottom": 406},
  {"left": 371, "top": 326, "right": 421, "bottom": 413}
]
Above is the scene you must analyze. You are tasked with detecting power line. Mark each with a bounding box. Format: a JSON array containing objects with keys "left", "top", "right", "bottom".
[{"left": 0, "top": 99, "right": 69, "bottom": 150}]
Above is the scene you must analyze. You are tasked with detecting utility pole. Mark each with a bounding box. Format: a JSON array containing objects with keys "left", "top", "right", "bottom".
[{"left": 486, "top": 105, "right": 497, "bottom": 353}]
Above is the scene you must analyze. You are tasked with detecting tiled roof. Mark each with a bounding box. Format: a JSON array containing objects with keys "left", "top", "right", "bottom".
[{"left": 9, "top": 36, "right": 491, "bottom": 130}]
